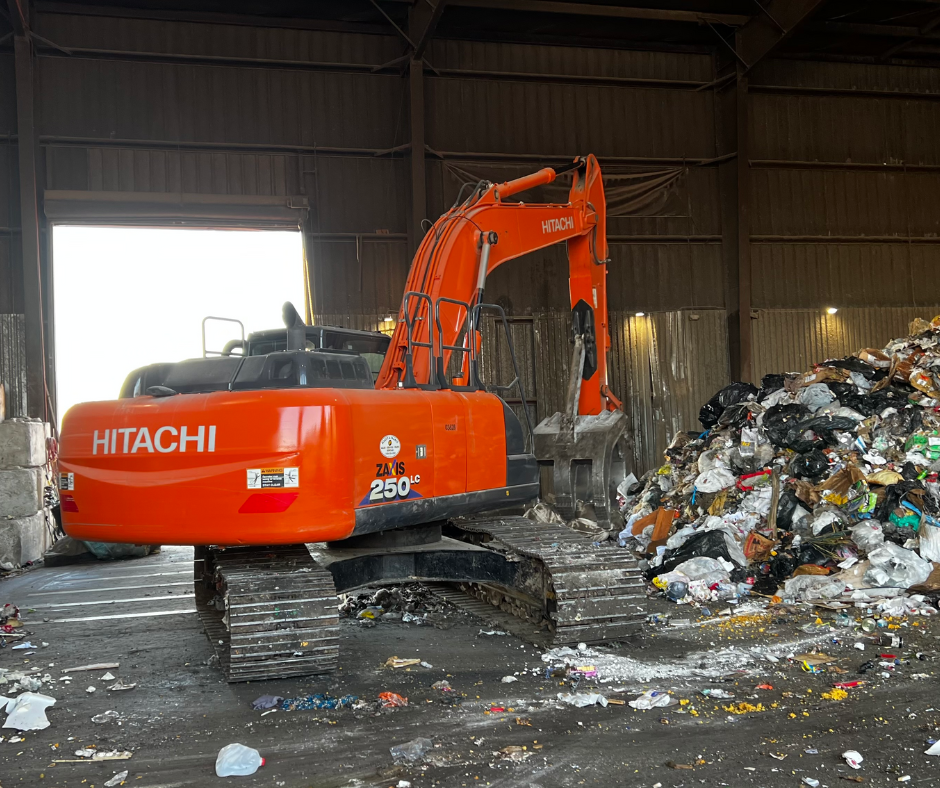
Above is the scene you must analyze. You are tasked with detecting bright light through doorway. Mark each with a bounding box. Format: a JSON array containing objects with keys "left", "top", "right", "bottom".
[{"left": 53, "top": 226, "right": 306, "bottom": 426}]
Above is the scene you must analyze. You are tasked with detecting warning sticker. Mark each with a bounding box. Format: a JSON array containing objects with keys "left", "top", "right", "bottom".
[
  {"left": 59, "top": 472, "right": 75, "bottom": 491},
  {"left": 247, "top": 467, "right": 299, "bottom": 489}
]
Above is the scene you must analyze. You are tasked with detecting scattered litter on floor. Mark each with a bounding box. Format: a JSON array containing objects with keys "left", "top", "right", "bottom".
[
  {"left": 390, "top": 737, "right": 433, "bottom": 763},
  {"left": 379, "top": 692, "right": 408, "bottom": 708},
  {"left": 215, "top": 743, "right": 264, "bottom": 777},
  {"left": 2, "top": 692, "right": 55, "bottom": 731}
]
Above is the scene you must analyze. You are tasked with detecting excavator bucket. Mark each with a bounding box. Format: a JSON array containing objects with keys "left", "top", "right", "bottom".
[{"left": 533, "top": 409, "right": 629, "bottom": 530}]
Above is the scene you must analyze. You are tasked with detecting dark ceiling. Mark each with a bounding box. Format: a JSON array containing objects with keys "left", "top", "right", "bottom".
[{"left": 14, "top": 0, "right": 940, "bottom": 65}]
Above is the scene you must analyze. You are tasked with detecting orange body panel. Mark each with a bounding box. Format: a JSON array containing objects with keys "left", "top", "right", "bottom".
[
  {"left": 376, "top": 154, "right": 614, "bottom": 415},
  {"left": 58, "top": 388, "right": 508, "bottom": 546}
]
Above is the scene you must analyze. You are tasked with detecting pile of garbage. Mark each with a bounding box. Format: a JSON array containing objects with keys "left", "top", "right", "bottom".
[{"left": 619, "top": 316, "right": 940, "bottom": 611}]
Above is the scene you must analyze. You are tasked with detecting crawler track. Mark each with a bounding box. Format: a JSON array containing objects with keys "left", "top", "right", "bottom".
[
  {"left": 449, "top": 516, "right": 647, "bottom": 645},
  {"left": 194, "top": 545, "right": 339, "bottom": 682},
  {"left": 194, "top": 518, "right": 646, "bottom": 681}
]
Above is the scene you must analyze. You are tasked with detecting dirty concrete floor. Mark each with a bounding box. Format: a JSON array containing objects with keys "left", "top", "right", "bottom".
[{"left": 1, "top": 547, "right": 939, "bottom": 788}]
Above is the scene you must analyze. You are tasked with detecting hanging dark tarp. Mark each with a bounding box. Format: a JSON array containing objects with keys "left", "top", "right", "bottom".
[{"left": 440, "top": 161, "right": 686, "bottom": 218}]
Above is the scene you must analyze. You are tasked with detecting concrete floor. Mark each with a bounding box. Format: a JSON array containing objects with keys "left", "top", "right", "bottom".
[{"left": 1, "top": 546, "right": 939, "bottom": 787}]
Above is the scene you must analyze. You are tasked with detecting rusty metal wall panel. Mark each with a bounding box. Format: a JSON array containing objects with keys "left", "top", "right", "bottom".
[
  {"left": 753, "top": 307, "right": 940, "bottom": 380},
  {"left": 609, "top": 310, "right": 728, "bottom": 473},
  {"left": 477, "top": 315, "right": 538, "bottom": 428},
  {"left": 427, "top": 38, "right": 713, "bottom": 81},
  {"left": 0, "top": 140, "right": 17, "bottom": 234},
  {"left": 309, "top": 239, "right": 410, "bottom": 315},
  {"left": 0, "top": 235, "right": 22, "bottom": 314},
  {"left": 0, "top": 55, "right": 15, "bottom": 136},
  {"left": 480, "top": 241, "right": 725, "bottom": 315},
  {"left": 608, "top": 243, "right": 725, "bottom": 311},
  {"left": 752, "top": 168, "right": 940, "bottom": 238},
  {"left": 532, "top": 309, "right": 727, "bottom": 475},
  {"left": 425, "top": 78, "right": 715, "bottom": 159},
  {"left": 532, "top": 311, "right": 572, "bottom": 423},
  {"left": 0, "top": 314, "right": 27, "bottom": 418},
  {"left": 751, "top": 243, "right": 940, "bottom": 309},
  {"left": 752, "top": 59, "right": 940, "bottom": 94},
  {"left": 36, "top": 12, "right": 402, "bottom": 66},
  {"left": 750, "top": 92, "right": 940, "bottom": 165},
  {"left": 312, "top": 313, "right": 389, "bottom": 332},
  {"left": 310, "top": 157, "right": 408, "bottom": 234},
  {"left": 37, "top": 57, "right": 407, "bottom": 151}
]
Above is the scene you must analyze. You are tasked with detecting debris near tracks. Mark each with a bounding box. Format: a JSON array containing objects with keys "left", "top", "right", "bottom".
[
  {"left": 339, "top": 584, "right": 456, "bottom": 626},
  {"left": 618, "top": 315, "right": 940, "bottom": 615}
]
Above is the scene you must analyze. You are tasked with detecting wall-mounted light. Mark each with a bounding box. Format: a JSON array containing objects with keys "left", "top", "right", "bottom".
[
  {"left": 635, "top": 311, "right": 645, "bottom": 317},
  {"left": 826, "top": 307, "right": 838, "bottom": 315}
]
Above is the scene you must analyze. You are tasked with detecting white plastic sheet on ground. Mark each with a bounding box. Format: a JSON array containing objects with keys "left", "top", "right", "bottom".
[
  {"left": 2, "top": 692, "right": 56, "bottom": 731},
  {"left": 557, "top": 692, "right": 608, "bottom": 708},
  {"left": 628, "top": 690, "right": 677, "bottom": 710}
]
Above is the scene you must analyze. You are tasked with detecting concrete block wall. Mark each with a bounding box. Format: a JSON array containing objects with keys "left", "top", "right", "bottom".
[{"left": 0, "top": 419, "right": 51, "bottom": 568}]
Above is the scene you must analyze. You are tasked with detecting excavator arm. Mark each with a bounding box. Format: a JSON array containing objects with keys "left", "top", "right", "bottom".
[
  {"left": 376, "top": 154, "right": 616, "bottom": 416},
  {"left": 376, "top": 154, "right": 629, "bottom": 528}
]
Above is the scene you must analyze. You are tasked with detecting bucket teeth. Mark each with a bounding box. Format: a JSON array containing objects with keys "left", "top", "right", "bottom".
[{"left": 533, "top": 410, "right": 630, "bottom": 530}]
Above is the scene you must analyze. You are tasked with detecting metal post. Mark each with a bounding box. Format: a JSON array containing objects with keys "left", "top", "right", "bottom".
[
  {"left": 13, "top": 32, "right": 47, "bottom": 419},
  {"left": 409, "top": 59, "right": 427, "bottom": 253},
  {"left": 736, "top": 65, "right": 753, "bottom": 384},
  {"left": 716, "top": 58, "right": 753, "bottom": 384}
]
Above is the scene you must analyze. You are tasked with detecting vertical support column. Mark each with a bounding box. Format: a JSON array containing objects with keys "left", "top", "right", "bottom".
[
  {"left": 735, "top": 66, "right": 753, "bottom": 384},
  {"left": 408, "top": 59, "right": 427, "bottom": 254},
  {"left": 716, "top": 59, "right": 753, "bottom": 384},
  {"left": 13, "top": 33, "right": 47, "bottom": 419}
]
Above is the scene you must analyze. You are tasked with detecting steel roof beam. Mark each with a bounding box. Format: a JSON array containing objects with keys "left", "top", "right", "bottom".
[{"left": 448, "top": 0, "right": 749, "bottom": 27}]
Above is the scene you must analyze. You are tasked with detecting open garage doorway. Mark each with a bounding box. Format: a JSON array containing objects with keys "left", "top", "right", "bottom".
[{"left": 52, "top": 227, "right": 306, "bottom": 426}]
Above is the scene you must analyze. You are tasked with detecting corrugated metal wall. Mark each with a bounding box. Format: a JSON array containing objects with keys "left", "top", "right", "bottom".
[
  {"left": 0, "top": 314, "right": 26, "bottom": 418},
  {"left": 753, "top": 307, "right": 940, "bottom": 381}
]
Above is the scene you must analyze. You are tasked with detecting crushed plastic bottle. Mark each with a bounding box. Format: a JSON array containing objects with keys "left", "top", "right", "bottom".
[
  {"left": 215, "top": 743, "right": 264, "bottom": 777},
  {"left": 389, "top": 737, "right": 433, "bottom": 763}
]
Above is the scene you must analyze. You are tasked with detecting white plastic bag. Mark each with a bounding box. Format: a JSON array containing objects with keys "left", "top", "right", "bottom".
[
  {"left": 694, "top": 467, "right": 736, "bottom": 493},
  {"left": 2, "top": 692, "right": 56, "bottom": 731},
  {"left": 865, "top": 541, "right": 932, "bottom": 588},
  {"left": 919, "top": 522, "right": 940, "bottom": 563},
  {"left": 850, "top": 522, "right": 885, "bottom": 553},
  {"left": 628, "top": 690, "right": 676, "bottom": 710},
  {"left": 557, "top": 692, "right": 608, "bottom": 708},
  {"left": 215, "top": 743, "right": 264, "bottom": 777},
  {"left": 783, "top": 575, "right": 845, "bottom": 601},
  {"left": 672, "top": 556, "right": 730, "bottom": 586}
]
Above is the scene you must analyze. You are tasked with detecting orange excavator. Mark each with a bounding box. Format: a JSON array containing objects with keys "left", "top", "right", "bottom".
[{"left": 57, "top": 155, "right": 645, "bottom": 681}]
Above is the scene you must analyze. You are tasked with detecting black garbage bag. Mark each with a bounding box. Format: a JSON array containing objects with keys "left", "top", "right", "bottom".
[
  {"left": 818, "top": 356, "right": 882, "bottom": 380},
  {"left": 873, "top": 479, "right": 926, "bottom": 522},
  {"left": 646, "top": 530, "right": 744, "bottom": 581},
  {"left": 789, "top": 448, "right": 829, "bottom": 481},
  {"left": 777, "top": 489, "right": 811, "bottom": 529},
  {"left": 699, "top": 382, "right": 758, "bottom": 429},
  {"left": 717, "top": 402, "right": 753, "bottom": 429},
  {"left": 757, "top": 373, "right": 786, "bottom": 402},
  {"left": 764, "top": 403, "right": 812, "bottom": 448},
  {"left": 783, "top": 415, "right": 858, "bottom": 453}
]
